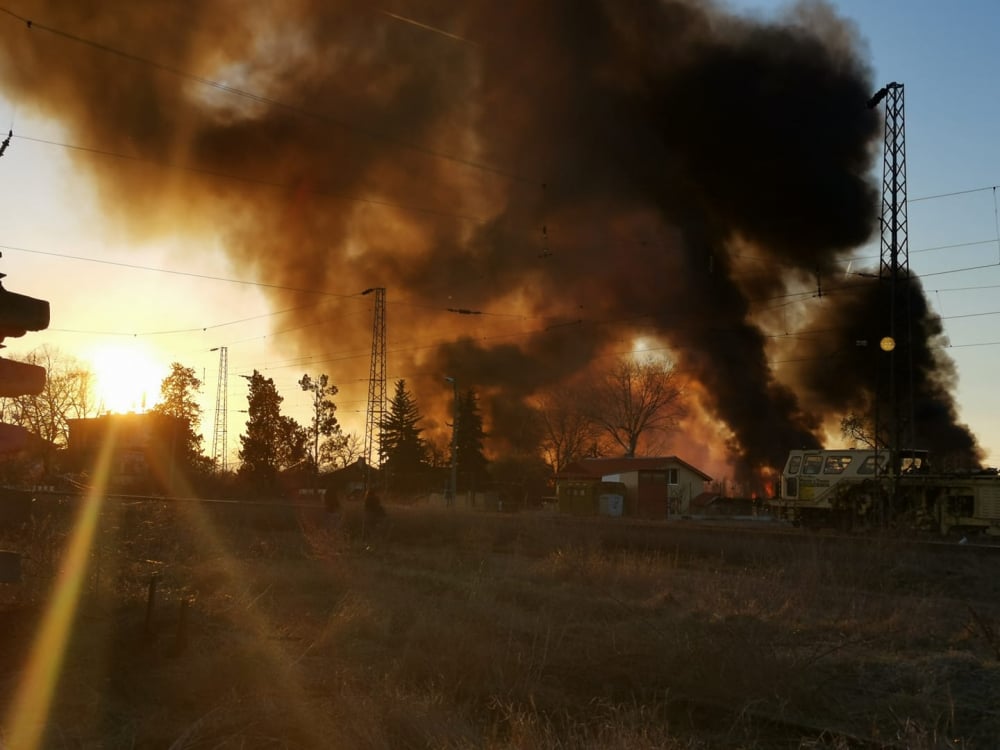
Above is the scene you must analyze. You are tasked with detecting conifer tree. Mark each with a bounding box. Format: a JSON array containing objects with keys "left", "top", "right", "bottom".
[
  {"left": 379, "top": 379, "right": 429, "bottom": 493},
  {"left": 453, "top": 387, "right": 489, "bottom": 493}
]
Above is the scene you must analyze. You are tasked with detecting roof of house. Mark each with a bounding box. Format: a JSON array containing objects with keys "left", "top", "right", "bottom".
[
  {"left": 320, "top": 457, "right": 373, "bottom": 486},
  {"left": 558, "top": 456, "right": 712, "bottom": 482},
  {"left": 0, "top": 423, "right": 35, "bottom": 455},
  {"left": 691, "top": 491, "right": 722, "bottom": 508}
]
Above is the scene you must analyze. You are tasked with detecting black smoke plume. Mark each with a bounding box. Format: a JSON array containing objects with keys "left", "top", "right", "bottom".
[{"left": 0, "top": 0, "right": 980, "bottom": 479}]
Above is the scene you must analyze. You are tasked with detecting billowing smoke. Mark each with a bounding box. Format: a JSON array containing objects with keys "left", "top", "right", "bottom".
[
  {"left": 789, "top": 275, "right": 983, "bottom": 470},
  {"left": 0, "top": 0, "right": 981, "bottom": 480}
]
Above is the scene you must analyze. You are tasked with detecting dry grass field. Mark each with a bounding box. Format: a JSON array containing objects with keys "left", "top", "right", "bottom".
[{"left": 1, "top": 497, "right": 999, "bottom": 749}]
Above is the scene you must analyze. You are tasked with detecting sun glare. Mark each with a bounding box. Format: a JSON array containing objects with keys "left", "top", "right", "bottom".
[{"left": 87, "top": 343, "right": 167, "bottom": 414}]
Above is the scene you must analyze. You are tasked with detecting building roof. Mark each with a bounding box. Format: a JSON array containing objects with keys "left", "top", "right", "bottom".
[
  {"left": 690, "top": 491, "right": 722, "bottom": 508},
  {"left": 558, "top": 456, "right": 712, "bottom": 482},
  {"left": 0, "top": 423, "right": 36, "bottom": 455},
  {"left": 320, "top": 457, "right": 374, "bottom": 488}
]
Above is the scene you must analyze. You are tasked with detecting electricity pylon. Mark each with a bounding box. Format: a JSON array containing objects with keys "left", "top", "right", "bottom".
[
  {"left": 211, "top": 346, "right": 228, "bottom": 471},
  {"left": 362, "top": 288, "right": 386, "bottom": 480}
]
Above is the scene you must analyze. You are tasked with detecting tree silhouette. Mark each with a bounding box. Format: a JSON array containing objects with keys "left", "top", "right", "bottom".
[
  {"left": 0, "top": 345, "right": 96, "bottom": 445},
  {"left": 153, "top": 362, "right": 211, "bottom": 473},
  {"left": 379, "top": 379, "right": 429, "bottom": 493},
  {"left": 238, "top": 370, "right": 306, "bottom": 493},
  {"left": 323, "top": 431, "right": 364, "bottom": 469},
  {"left": 453, "top": 387, "right": 488, "bottom": 493},
  {"left": 0, "top": 345, "right": 97, "bottom": 475},
  {"left": 585, "top": 357, "right": 685, "bottom": 457},
  {"left": 536, "top": 384, "right": 603, "bottom": 472},
  {"left": 298, "top": 373, "right": 339, "bottom": 471}
]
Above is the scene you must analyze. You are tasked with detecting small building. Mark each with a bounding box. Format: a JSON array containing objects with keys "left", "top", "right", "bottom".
[
  {"left": 0, "top": 422, "right": 50, "bottom": 485},
  {"left": 557, "top": 456, "right": 712, "bottom": 519},
  {"left": 65, "top": 412, "right": 185, "bottom": 494},
  {"left": 322, "top": 457, "right": 375, "bottom": 502},
  {"left": 557, "top": 478, "right": 628, "bottom": 516}
]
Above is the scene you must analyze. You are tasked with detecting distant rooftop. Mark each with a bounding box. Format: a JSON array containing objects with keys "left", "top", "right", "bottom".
[{"left": 558, "top": 456, "right": 712, "bottom": 482}]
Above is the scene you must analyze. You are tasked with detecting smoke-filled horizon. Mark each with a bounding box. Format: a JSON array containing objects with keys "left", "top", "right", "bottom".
[{"left": 0, "top": 0, "right": 982, "bottom": 481}]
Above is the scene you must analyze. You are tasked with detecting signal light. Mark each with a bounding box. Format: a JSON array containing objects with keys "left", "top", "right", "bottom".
[
  {"left": 0, "top": 272, "right": 50, "bottom": 396},
  {"left": 0, "top": 358, "right": 45, "bottom": 397}
]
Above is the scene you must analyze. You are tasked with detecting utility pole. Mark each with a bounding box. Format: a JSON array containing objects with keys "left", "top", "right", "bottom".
[
  {"left": 211, "top": 346, "right": 228, "bottom": 471},
  {"left": 869, "top": 81, "right": 910, "bottom": 520},
  {"left": 444, "top": 376, "right": 458, "bottom": 507},
  {"left": 362, "top": 288, "right": 386, "bottom": 487}
]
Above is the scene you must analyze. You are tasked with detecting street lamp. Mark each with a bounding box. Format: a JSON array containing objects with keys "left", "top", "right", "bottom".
[{"left": 444, "top": 376, "right": 458, "bottom": 507}]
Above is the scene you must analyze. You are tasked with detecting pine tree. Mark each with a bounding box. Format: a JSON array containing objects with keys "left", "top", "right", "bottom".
[
  {"left": 454, "top": 387, "right": 488, "bottom": 493},
  {"left": 238, "top": 370, "right": 306, "bottom": 493},
  {"left": 379, "top": 379, "right": 429, "bottom": 493}
]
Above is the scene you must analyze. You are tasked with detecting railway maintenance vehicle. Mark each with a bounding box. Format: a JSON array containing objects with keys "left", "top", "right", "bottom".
[{"left": 776, "top": 448, "right": 1000, "bottom": 536}]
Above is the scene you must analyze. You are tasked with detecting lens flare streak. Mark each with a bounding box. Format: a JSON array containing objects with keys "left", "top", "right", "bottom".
[{"left": 2, "top": 425, "right": 118, "bottom": 750}]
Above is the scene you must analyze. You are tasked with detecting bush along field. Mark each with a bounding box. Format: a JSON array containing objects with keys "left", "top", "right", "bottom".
[{"left": 1, "top": 497, "right": 999, "bottom": 749}]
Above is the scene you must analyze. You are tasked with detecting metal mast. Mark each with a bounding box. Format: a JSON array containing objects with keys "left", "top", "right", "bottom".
[
  {"left": 875, "top": 82, "right": 910, "bottom": 328},
  {"left": 869, "top": 82, "right": 911, "bottom": 507},
  {"left": 211, "top": 346, "right": 229, "bottom": 471},
  {"left": 362, "top": 288, "right": 386, "bottom": 474}
]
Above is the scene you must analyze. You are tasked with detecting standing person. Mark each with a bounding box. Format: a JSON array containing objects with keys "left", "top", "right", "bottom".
[
  {"left": 323, "top": 487, "right": 342, "bottom": 530},
  {"left": 363, "top": 488, "right": 385, "bottom": 539}
]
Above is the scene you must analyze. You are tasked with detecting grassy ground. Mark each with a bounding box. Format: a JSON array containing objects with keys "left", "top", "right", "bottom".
[{"left": 1, "top": 498, "right": 999, "bottom": 748}]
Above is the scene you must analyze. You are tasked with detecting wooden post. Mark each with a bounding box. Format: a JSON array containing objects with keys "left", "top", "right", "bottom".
[
  {"left": 144, "top": 573, "right": 159, "bottom": 636},
  {"left": 173, "top": 596, "right": 192, "bottom": 655}
]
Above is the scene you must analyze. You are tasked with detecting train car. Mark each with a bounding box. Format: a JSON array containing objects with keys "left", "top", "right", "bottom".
[{"left": 776, "top": 448, "right": 1000, "bottom": 536}]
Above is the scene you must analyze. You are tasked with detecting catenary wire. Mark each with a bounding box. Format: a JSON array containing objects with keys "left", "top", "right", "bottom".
[
  {"left": 0, "top": 5, "right": 539, "bottom": 186},
  {"left": 12, "top": 133, "right": 489, "bottom": 225}
]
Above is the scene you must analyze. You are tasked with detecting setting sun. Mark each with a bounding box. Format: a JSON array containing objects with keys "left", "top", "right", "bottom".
[{"left": 86, "top": 343, "right": 168, "bottom": 414}]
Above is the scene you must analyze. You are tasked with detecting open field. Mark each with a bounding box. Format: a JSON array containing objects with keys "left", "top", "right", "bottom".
[{"left": 1, "top": 498, "right": 999, "bottom": 749}]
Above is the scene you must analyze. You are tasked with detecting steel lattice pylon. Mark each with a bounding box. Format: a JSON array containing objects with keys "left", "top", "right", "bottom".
[
  {"left": 211, "top": 346, "right": 228, "bottom": 471},
  {"left": 869, "top": 81, "right": 912, "bottom": 518},
  {"left": 876, "top": 83, "right": 909, "bottom": 292},
  {"left": 363, "top": 288, "right": 386, "bottom": 474}
]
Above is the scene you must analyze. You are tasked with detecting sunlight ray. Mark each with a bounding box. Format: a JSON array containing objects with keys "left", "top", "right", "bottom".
[{"left": 3, "top": 423, "right": 118, "bottom": 750}]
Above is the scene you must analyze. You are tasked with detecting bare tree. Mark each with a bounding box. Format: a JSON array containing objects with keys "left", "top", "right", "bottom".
[
  {"left": 299, "top": 373, "right": 340, "bottom": 471},
  {"left": 0, "top": 346, "right": 98, "bottom": 473},
  {"left": 0, "top": 346, "right": 97, "bottom": 445},
  {"left": 536, "top": 387, "right": 602, "bottom": 472},
  {"left": 839, "top": 411, "right": 881, "bottom": 449},
  {"left": 585, "top": 356, "right": 685, "bottom": 457},
  {"left": 322, "top": 430, "right": 364, "bottom": 469}
]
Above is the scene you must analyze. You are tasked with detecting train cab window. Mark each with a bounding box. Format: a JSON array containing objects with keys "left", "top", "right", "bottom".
[
  {"left": 801, "top": 455, "right": 823, "bottom": 475},
  {"left": 857, "top": 456, "right": 880, "bottom": 475},
  {"left": 787, "top": 455, "right": 802, "bottom": 474},
  {"left": 823, "top": 455, "right": 853, "bottom": 474},
  {"left": 900, "top": 453, "right": 929, "bottom": 474}
]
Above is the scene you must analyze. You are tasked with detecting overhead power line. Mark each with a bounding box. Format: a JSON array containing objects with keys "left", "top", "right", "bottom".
[
  {"left": 0, "top": 240, "right": 383, "bottom": 297},
  {"left": 13, "top": 133, "right": 488, "bottom": 225},
  {"left": 0, "top": 5, "right": 538, "bottom": 186},
  {"left": 0, "top": 238, "right": 558, "bottom": 322},
  {"left": 909, "top": 185, "right": 1000, "bottom": 203},
  {"left": 49, "top": 303, "right": 339, "bottom": 338}
]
